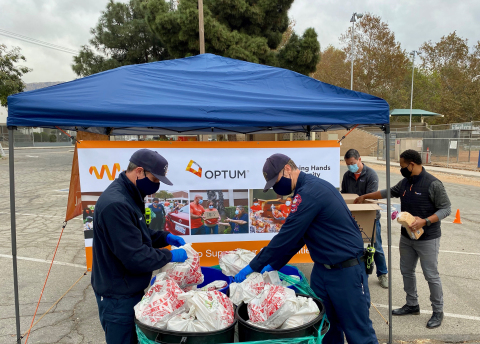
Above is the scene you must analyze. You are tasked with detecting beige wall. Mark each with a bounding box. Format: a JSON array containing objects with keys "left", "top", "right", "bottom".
[{"left": 318, "top": 129, "right": 378, "bottom": 157}]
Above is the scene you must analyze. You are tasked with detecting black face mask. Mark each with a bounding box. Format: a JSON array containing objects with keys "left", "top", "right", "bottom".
[
  {"left": 400, "top": 164, "right": 413, "bottom": 178},
  {"left": 137, "top": 171, "right": 160, "bottom": 198},
  {"left": 272, "top": 170, "right": 293, "bottom": 196}
]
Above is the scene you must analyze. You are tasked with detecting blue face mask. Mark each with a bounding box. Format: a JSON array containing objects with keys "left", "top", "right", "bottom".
[
  {"left": 198, "top": 199, "right": 203, "bottom": 204},
  {"left": 273, "top": 175, "right": 292, "bottom": 196},
  {"left": 209, "top": 205, "right": 213, "bottom": 209},
  {"left": 235, "top": 210, "right": 239, "bottom": 215},
  {"left": 348, "top": 163, "right": 359, "bottom": 173},
  {"left": 137, "top": 173, "right": 160, "bottom": 198}
]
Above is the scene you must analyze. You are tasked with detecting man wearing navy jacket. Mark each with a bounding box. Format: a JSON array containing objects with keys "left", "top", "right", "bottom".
[
  {"left": 235, "top": 153, "right": 378, "bottom": 344},
  {"left": 92, "top": 149, "right": 187, "bottom": 344}
]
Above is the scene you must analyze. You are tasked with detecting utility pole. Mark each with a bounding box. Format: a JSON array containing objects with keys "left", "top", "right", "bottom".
[
  {"left": 409, "top": 50, "right": 421, "bottom": 132},
  {"left": 350, "top": 12, "right": 363, "bottom": 90},
  {"left": 198, "top": 0, "right": 205, "bottom": 54}
]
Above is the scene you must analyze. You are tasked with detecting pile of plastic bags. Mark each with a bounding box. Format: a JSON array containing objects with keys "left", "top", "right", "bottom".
[{"left": 135, "top": 245, "right": 235, "bottom": 332}]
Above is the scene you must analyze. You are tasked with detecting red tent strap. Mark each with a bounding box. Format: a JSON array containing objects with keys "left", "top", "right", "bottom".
[{"left": 338, "top": 124, "right": 359, "bottom": 143}]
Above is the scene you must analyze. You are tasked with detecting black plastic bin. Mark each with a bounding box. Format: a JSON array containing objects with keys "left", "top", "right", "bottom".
[
  {"left": 236, "top": 293, "right": 328, "bottom": 342},
  {"left": 135, "top": 317, "right": 237, "bottom": 344}
]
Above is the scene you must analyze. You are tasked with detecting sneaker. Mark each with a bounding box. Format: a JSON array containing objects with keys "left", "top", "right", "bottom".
[
  {"left": 378, "top": 274, "right": 388, "bottom": 289},
  {"left": 392, "top": 304, "right": 420, "bottom": 316},
  {"left": 426, "top": 312, "right": 444, "bottom": 329}
]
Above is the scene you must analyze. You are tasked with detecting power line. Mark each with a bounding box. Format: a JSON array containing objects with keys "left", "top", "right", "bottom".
[{"left": 0, "top": 28, "right": 79, "bottom": 55}]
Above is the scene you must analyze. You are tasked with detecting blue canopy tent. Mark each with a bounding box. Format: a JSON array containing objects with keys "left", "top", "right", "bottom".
[{"left": 6, "top": 54, "right": 394, "bottom": 343}]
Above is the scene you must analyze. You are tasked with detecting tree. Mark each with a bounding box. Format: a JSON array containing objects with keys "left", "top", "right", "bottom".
[
  {"left": 312, "top": 45, "right": 350, "bottom": 89},
  {"left": 144, "top": 0, "right": 320, "bottom": 75},
  {"left": 338, "top": 13, "right": 411, "bottom": 109},
  {"left": 420, "top": 32, "right": 480, "bottom": 122},
  {"left": 156, "top": 190, "right": 174, "bottom": 200},
  {"left": 72, "top": 0, "right": 170, "bottom": 77},
  {"left": 0, "top": 44, "right": 31, "bottom": 107}
]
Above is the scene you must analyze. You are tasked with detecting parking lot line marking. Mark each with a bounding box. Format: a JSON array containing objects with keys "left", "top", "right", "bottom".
[
  {"left": 0, "top": 212, "right": 82, "bottom": 220},
  {"left": 385, "top": 245, "right": 480, "bottom": 256},
  {"left": 373, "top": 304, "right": 480, "bottom": 321},
  {"left": 0, "top": 254, "right": 87, "bottom": 269}
]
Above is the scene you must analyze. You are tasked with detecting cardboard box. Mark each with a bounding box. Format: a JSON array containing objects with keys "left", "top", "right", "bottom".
[
  {"left": 347, "top": 203, "right": 382, "bottom": 243},
  {"left": 204, "top": 210, "right": 219, "bottom": 219},
  {"left": 342, "top": 193, "right": 359, "bottom": 204}
]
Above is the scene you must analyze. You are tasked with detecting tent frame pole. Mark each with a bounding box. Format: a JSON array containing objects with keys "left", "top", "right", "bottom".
[
  {"left": 384, "top": 124, "right": 393, "bottom": 343},
  {"left": 8, "top": 128, "right": 21, "bottom": 344}
]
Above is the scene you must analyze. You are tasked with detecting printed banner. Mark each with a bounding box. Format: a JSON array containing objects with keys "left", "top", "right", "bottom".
[{"left": 77, "top": 141, "right": 340, "bottom": 268}]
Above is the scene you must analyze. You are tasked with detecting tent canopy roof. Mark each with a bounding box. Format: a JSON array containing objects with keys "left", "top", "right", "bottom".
[
  {"left": 7, "top": 54, "right": 389, "bottom": 135},
  {"left": 390, "top": 109, "right": 443, "bottom": 117}
]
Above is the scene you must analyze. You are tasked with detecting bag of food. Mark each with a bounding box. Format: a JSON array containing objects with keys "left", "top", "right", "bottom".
[
  {"left": 229, "top": 272, "right": 265, "bottom": 306},
  {"left": 219, "top": 248, "right": 256, "bottom": 276},
  {"left": 134, "top": 276, "right": 187, "bottom": 329},
  {"left": 247, "top": 284, "right": 297, "bottom": 329},
  {"left": 178, "top": 290, "right": 235, "bottom": 331},
  {"left": 263, "top": 270, "right": 282, "bottom": 286},
  {"left": 280, "top": 296, "right": 320, "bottom": 329},
  {"left": 397, "top": 211, "right": 424, "bottom": 240},
  {"left": 160, "top": 244, "right": 204, "bottom": 288},
  {"left": 166, "top": 308, "right": 209, "bottom": 332},
  {"left": 199, "top": 280, "right": 228, "bottom": 292}
]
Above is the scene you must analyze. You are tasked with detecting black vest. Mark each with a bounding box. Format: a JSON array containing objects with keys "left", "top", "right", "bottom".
[{"left": 400, "top": 168, "right": 441, "bottom": 240}]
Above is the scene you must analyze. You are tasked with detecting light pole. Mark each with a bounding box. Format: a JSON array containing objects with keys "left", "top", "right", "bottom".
[
  {"left": 409, "top": 50, "right": 421, "bottom": 132},
  {"left": 350, "top": 12, "right": 363, "bottom": 90}
]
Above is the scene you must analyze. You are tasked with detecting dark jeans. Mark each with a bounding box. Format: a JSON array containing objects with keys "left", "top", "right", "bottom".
[
  {"left": 206, "top": 225, "right": 219, "bottom": 234},
  {"left": 311, "top": 263, "right": 378, "bottom": 344},
  {"left": 191, "top": 225, "right": 206, "bottom": 235},
  {"left": 374, "top": 220, "right": 388, "bottom": 277},
  {"left": 95, "top": 292, "right": 143, "bottom": 344}
]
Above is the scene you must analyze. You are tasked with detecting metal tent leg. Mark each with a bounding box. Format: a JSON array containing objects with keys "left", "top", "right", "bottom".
[
  {"left": 9, "top": 128, "right": 21, "bottom": 344},
  {"left": 385, "top": 126, "right": 393, "bottom": 343}
]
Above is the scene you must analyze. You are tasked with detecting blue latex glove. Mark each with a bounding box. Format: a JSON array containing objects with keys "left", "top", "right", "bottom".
[
  {"left": 234, "top": 265, "right": 254, "bottom": 283},
  {"left": 170, "top": 248, "right": 188, "bottom": 263},
  {"left": 261, "top": 264, "right": 274, "bottom": 274},
  {"left": 167, "top": 233, "right": 186, "bottom": 247}
]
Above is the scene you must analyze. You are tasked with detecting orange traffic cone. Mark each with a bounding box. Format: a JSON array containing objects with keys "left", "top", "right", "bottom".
[{"left": 453, "top": 209, "right": 462, "bottom": 224}]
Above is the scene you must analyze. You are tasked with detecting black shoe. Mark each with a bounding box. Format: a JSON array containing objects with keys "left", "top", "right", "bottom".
[
  {"left": 427, "top": 312, "right": 444, "bottom": 329},
  {"left": 392, "top": 304, "right": 420, "bottom": 316}
]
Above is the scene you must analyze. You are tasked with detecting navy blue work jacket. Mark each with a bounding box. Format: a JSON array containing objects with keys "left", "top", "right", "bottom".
[
  {"left": 250, "top": 172, "right": 364, "bottom": 271},
  {"left": 91, "top": 172, "right": 172, "bottom": 298}
]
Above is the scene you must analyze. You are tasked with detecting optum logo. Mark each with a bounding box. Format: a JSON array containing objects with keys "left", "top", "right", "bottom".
[{"left": 89, "top": 163, "right": 121, "bottom": 180}]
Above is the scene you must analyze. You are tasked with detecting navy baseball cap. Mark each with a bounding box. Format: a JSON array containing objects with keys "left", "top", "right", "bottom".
[
  {"left": 262, "top": 153, "right": 290, "bottom": 192},
  {"left": 129, "top": 149, "right": 173, "bottom": 186}
]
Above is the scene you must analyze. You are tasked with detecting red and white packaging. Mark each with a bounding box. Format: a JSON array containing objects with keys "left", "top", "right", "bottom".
[
  {"left": 219, "top": 249, "right": 256, "bottom": 276},
  {"left": 199, "top": 280, "right": 228, "bottom": 292},
  {"left": 178, "top": 290, "right": 235, "bottom": 331},
  {"left": 280, "top": 296, "right": 320, "bottom": 329},
  {"left": 247, "top": 284, "right": 297, "bottom": 329},
  {"left": 134, "top": 275, "right": 187, "bottom": 329},
  {"left": 160, "top": 244, "right": 204, "bottom": 288},
  {"left": 229, "top": 272, "right": 265, "bottom": 306}
]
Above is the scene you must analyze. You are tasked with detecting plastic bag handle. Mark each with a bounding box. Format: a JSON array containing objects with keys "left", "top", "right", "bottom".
[{"left": 154, "top": 334, "right": 187, "bottom": 344}]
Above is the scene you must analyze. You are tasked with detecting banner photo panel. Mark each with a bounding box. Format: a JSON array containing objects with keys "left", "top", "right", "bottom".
[{"left": 77, "top": 141, "right": 340, "bottom": 269}]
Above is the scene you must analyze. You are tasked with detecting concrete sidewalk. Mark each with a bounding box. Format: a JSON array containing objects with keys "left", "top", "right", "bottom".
[{"left": 359, "top": 156, "right": 480, "bottom": 178}]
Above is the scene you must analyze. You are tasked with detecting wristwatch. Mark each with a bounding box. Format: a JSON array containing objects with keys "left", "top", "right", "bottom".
[{"left": 425, "top": 218, "right": 431, "bottom": 226}]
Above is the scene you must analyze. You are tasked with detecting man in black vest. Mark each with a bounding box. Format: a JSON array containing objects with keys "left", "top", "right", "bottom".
[{"left": 355, "top": 149, "right": 451, "bottom": 329}]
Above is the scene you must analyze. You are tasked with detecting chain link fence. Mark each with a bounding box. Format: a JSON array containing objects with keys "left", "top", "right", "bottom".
[{"left": 0, "top": 128, "right": 75, "bottom": 148}]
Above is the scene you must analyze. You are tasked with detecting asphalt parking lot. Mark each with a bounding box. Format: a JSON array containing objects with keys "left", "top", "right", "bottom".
[{"left": 0, "top": 147, "right": 479, "bottom": 343}]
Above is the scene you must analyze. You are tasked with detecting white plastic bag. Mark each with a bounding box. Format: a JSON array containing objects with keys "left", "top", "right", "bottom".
[
  {"left": 263, "top": 270, "right": 282, "bottom": 286},
  {"left": 280, "top": 296, "right": 320, "bottom": 329},
  {"left": 219, "top": 249, "right": 256, "bottom": 276},
  {"left": 166, "top": 308, "right": 209, "bottom": 332},
  {"left": 134, "top": 276, "right": 187, "bottom": 329},
  {"left": 178, "top": 290, "right": 235, "bottom": 331},
  {"left": 199, "top": 280, "right": 228, "bottom": 291},
  {"left": 247, "top": 284, "right": 297, "bottom": 329},
  {"left": 160, "top": 244, "right": 204, "bottom": 288},
  {"left": 229, "top": 272, "right": 265, "bottom": 306}
]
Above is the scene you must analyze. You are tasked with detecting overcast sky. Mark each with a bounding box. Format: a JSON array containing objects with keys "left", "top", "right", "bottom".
[{"left": 1, "top": 0, "right": 479, "bottom": 83}]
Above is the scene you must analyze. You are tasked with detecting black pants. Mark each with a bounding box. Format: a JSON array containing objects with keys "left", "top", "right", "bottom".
[{"left": 95, "top": 292, "right": 143, "bottom": 344}]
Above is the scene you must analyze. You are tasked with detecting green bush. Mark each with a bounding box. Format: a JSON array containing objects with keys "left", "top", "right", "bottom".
[{"left": 49, "top": 134, "right": 57, "bottom": 142}]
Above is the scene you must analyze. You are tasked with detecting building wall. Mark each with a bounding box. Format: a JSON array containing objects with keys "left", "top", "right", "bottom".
[{"left": 318, "top": 129, "right": 378, "bottom": 157}]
